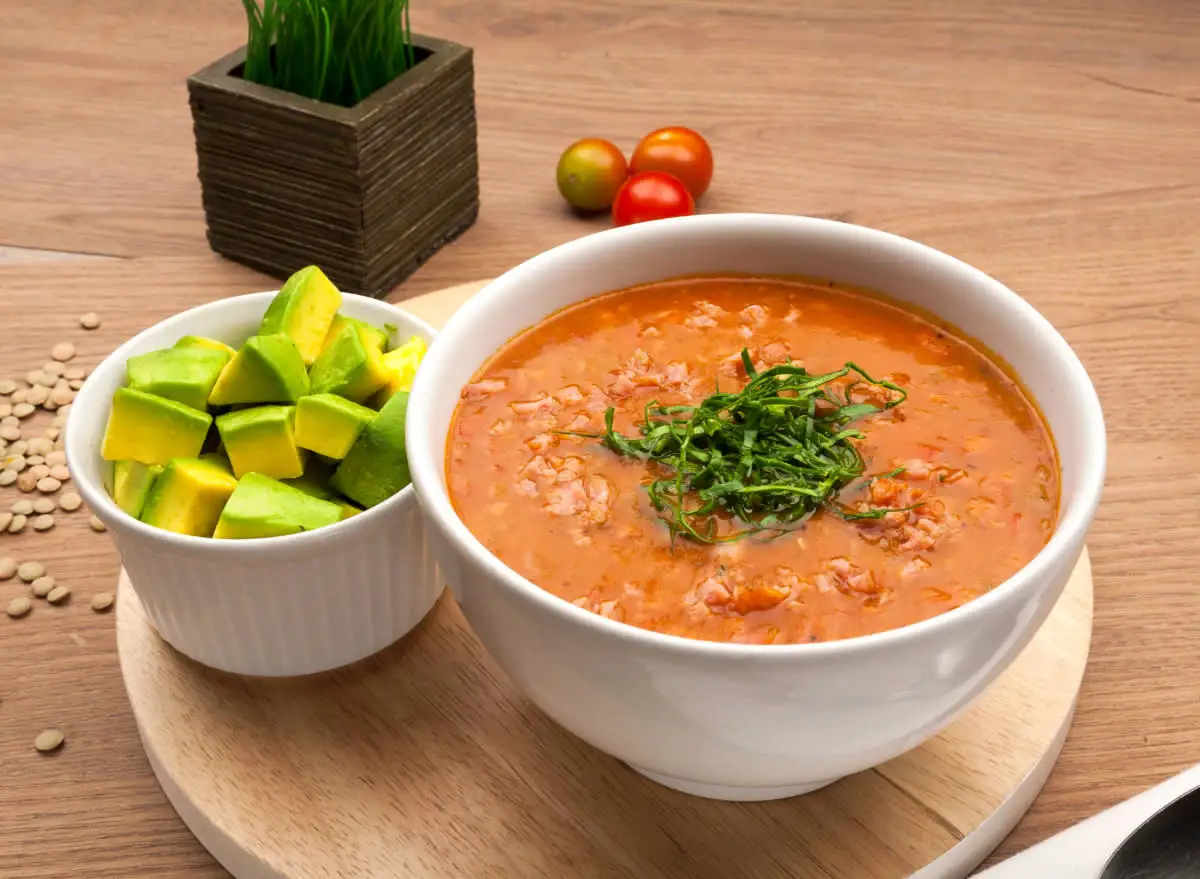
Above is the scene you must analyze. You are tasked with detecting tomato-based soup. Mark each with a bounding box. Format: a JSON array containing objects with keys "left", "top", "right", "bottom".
[{"left": 446, "top": 276, "right": 1059, "bottom": 644}]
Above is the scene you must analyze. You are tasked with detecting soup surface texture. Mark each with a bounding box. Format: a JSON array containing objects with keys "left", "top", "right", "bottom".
[{"left": 447, "top": 276, "right": 1059, "bottom": 644}]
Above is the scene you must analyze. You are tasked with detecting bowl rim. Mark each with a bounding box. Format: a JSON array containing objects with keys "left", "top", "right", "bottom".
[
  {"left": 65, "top": 289, "right": 438, "bottom": 557},
  {"left": 408, "top": 211, "right": 1108, "bottom": 659}
]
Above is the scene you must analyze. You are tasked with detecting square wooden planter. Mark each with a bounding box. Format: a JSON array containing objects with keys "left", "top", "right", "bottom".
[{"left": 187, "top": 35, "right": 479, "bottom": 299}]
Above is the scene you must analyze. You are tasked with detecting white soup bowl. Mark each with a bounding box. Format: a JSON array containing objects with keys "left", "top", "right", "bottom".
[{"left": 406, "top": 213, "right": 1106, "bottom": 801}]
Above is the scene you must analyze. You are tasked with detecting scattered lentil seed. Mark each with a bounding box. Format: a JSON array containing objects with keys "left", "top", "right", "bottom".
[
  {"left": 79, "top": 312, "right": 101, "bottom": 330},
  {"left": 49, "top": 465, "right": 70, "bottom": 482},
  {"left": 0, "top": 512, "right": 11, "bottom": 532},
  {"left": 14, "top": 402, "right": 35, "bottom": 419},
  {"left": 25, "top": 370, "right": 44, "bottom": 385},
  {"left": 17, "top": 472, "right": 37, "bottom": 492},
  {"left": 63, "top": 363, "right": 86, "bottom": 380},
  {"left": 7, "top": 596, "right": 32, "bottom": 618},
  {"left": 17, "top": 562, "right": 45, "bottom": 581},
  {"left": 51, "top": 342, "right": 76, "bottom": 362},
  {"left": 25, "top": 385, "right": 49, "bottom": 406},
  {"left": 68, "top": 379, "right": 84, "bottom": 391},
  {"left": 49, "top": 386, "right": 74, "bottom": 407},
  {"left": 42, "top": 399, "right": 58, "bottom": 413},
  {"left": 32, "top": 498, "right": 55, "bottom": 514},
  {"left": 46, "top": 585, "right": 70, "bottom": 604},
  {"left": 10, "top": 440, "right": 27, "bottom": 456},
  {"left": 58, "top": 492, "right": 82, "bottom": 512},
  {"left": 0, "top": 470, "right": 16, "bottom": 487},
  {"left": 4, "top": 454, "right": 26, "bottom": 471},
  {"left": 37, "top": 478, "right": 61, "bottom": 493},
  {"left": 34, "top": 729, "right": 64, "bottom": 752},
  {"left": 89, "top": 515, "right": 107, "bottom": 532},
  {"left": 44, "top": 451, "right": 66, "bottom": 468},
  {"left": 45, "top": 428, "right": 60, "bottom": 441},
  {"left": 10, "top": 388, "right": 28, "bottom": 403},
  {"left": 32, "top": 514, "right": 54, "bottom": 532},
  {"left": 26, "top": 455, "right": 45, "bottom": 466},
  {"left": 7, "top": 514, "right": 26, "bottom": 533},
  {"left": 43, "top": 360, "right": 65, "bottom": 376},
  {"left": 0, "top": 379, "right": 16, "bottom": 395},
  {"left": 28, "top": 465, "right": 50, "bottom": 480},
  {"left": 35, "top": 372, "right": 56, "bottom": 389},
  {"left": 0, "top": 557, "right": 15, "bottom": 579},
  {"left": 90, "top": 592, "right": 114, "bottom": 612},
  {"left": 31, "top": 576, "right": 55, "bottom": 597},
  {"left": 26, "top": 438, "right": 52, "bottom": 456},
  {"left": 0, "top": 426, "right": 19, "bottom": 442},
  {"left": 11, "top": 500, "right": 33, "bottom": 516},
  {"left": 0, "top": 403, "right": 10, "bottom": 417}
]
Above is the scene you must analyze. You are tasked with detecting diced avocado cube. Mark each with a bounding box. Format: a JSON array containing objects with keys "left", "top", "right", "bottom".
[
  {"left": 308, "top": 320, "right": 391, "bottom": 403},
  {"left": 371, "top": 335, "right": 427, "bottom": 408},
  {"left": 259, "top": 266, "right": 344, "bottom": 366},
  {"left": 293, "top": 393, "right": 376, "bottom": 460},
  {"left": 125, "top": 347, "right": 229, "bottom": 411},
  {"left": 330, "top": 390, "right": 411, "bottom": 508},
  {"left": 208, "top": 333, "right": 309, "bottom": 406},
  {"left": 215, "top": 405, "right": 306, "bottom": 480},
  {"left": 213, "top": 472, "right": 343, "bottom": 539},
  {"left": 111, "top": 460, "right": 163, "bottom": 519},
  {"left": 140, "top": 457, "right": 238, "bottom": 537},
  {"left": 174, "top": 335, "right": 237, "bottom": 358},
  {"left": 101, "top": 388, "right": 213, "bottom": 466},
  {"left": 318, "top": 314, "right": 388, "bottom": 356},
  {"left": 281, "top": 474, "right": 336, "bottom": 501}
]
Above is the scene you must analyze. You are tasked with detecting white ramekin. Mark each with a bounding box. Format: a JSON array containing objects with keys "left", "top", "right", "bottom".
[
  {"left": 407, "top": 213, "right": 1107, "bottom": 801},
  {"left": 67, "top": 291, "right": 441, "bottom": 677}
]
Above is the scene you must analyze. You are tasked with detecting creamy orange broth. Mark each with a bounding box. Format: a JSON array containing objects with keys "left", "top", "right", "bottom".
[{"left": 446, "top": 276, "right": 1059, "bottom": 644}]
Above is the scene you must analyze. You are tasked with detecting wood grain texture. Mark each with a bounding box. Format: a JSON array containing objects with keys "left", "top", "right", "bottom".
[
  {"left": 0, "top": 0, "right": 1197, "bottom": 875},
  {"left": 113, "top": 545, "right": 1090, "bottom": 879}
]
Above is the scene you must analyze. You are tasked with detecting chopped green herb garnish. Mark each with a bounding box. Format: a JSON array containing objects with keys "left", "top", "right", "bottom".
[{"left": 562, "top": 349, "right": 911, "bottom": 544}]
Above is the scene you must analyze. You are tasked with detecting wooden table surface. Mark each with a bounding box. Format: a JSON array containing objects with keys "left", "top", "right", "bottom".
[{"left": 1, "top": 1, "right": 1197, "bottom": 876}]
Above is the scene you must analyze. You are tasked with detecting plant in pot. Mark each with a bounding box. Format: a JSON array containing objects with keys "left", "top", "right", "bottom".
[{"left": 188, "top": 0, "right": 479, "bottom": 299}]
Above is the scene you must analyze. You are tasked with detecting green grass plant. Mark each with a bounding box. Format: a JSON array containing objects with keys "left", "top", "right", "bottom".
[{"left": 240, "top": 0, "right": 416, "bottom": 107}]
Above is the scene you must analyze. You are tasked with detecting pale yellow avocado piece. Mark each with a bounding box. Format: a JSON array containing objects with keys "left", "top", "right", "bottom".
[
  {"left": 308, "top": 320, "right": 391, "bottom": 404},
  {"left": 371, "top": 335, "right": 427, "bottom": 408},
  {"left": 207, "top": 334, "right": 309, "bottom": 406},
  {"left": 174, "top": 335, "right": 237, "bottom": 358},
  {"left": 339, "top": 502, "right": 362, "bottom": 520},
  {"left": 215, "top": 405, "right": 306, "bottom": 480},
  {"left": 258, "top": 266, "right": 343, "bottom": 365},
  {"left": 294, "top": 393, "right": 376, "bottom": 459},
  {"left": 101, "top": 388, "right": 213, "bottom": 466},
  {"left": 139, "top": 457, "right": 237, "bottom": 537},
  {"left": 111, "top": 460, "right": 163, "bottom": 519}
]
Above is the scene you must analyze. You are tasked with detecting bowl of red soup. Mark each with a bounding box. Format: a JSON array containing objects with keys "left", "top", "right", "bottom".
[{"left": 406, "top": 213, "right": 1105, "bottom": 801}]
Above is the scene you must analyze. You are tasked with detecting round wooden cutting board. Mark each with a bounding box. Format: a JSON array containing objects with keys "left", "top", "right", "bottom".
[{"left": 115, "top": 281, "right": 1094, "bottom": 879}]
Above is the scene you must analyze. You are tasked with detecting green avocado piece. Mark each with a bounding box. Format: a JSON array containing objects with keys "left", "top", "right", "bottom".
[
  {"left": 174, "top": 335, "right": 237, "bottom": 358},
  {"left": 308, "top": 320, "right": 391, "bottom": 403},
  {"left": 293, "top": 393, "right": 376, "bottom": 460},
  {"left": 101, "top": 388, "right": 213, "bottom": 466},
  {"left": 125, "top": 347, "right": 230, "bottom": 411},
  {"left": 259, "top": 266, "right": 344, "bottom": 366},
  {"left": 330, "top": 390, "right": 411, "bottom": 508},
  {"left": 111, "top": 460, "right": 164, "bottom": 518},
  {"left": 281, "top": 473, "right": 336, "bottom": 501},
  {"left": 208, "top": 333, "right": 309, "bottom": 406},
  {"left": 215, "top": 405, "right": 306, "bottom": 480},
  {"left": 213, "top": 472, "right": 343, "bottom": 539},
  {"left": 140, "top": 457, "right": 238, "bottom": 537}
]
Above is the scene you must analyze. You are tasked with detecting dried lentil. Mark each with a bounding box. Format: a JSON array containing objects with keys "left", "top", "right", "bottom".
[
  {"left": 51, "top": 342, "right": 76, "bottom": 362},
  {"left": 32, "top": 576, "right": 55, "bottom": 598},
  {"left": 34, "top": 729, "right": 64, "bottom": 752},
  {"left": 46, "top": 585, "right": 70, "bottom": 604},
  {"left": 7, "top": 596, "right": 32, "bottom": 618},
  {"left": 79, "top": 312, "right": 101, "bottom": 329},
  {"left": 90, "top": 592, "right": 114, "bottom": 612},
  {"left": 32, "top": 514, "right": 54, "bottom": 532},
  {"left": 58, "top": 492, "right": 82, "bottom": 512},
  {"left": 36, "top": 477, "right": 62, "bottom": 493}
]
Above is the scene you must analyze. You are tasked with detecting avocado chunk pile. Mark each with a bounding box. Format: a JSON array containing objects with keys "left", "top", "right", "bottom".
[{"left": 98, "top": 265, "right": 428, "bottom": 539}]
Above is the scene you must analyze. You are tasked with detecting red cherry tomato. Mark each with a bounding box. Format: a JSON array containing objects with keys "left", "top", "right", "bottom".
[
  {"left": 611, "top": 171, "right": 695, "bottom": 227},
  {"left": 556, "top": 138, "right": 629, "bottom": 212},
  {"left": 629, "top": 127, "right": 714, "bottom": 199}
]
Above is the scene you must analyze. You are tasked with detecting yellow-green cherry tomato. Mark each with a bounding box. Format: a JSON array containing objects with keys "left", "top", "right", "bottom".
[{"left": 556, "top": 138, "right": 629, "bottom": 212}]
